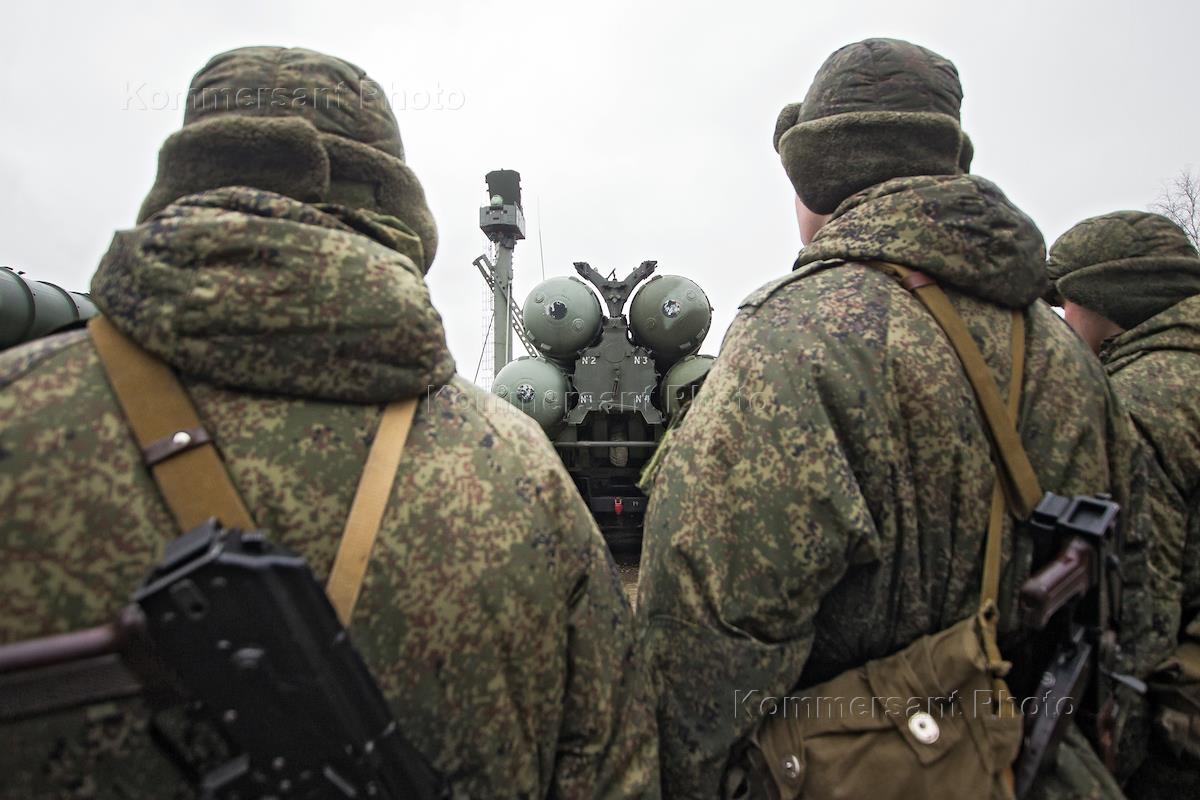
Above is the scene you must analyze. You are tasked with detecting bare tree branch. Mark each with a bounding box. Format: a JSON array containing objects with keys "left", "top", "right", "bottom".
[{"left": 1151, "top": 167, "right": 1200, "bottom": 251}]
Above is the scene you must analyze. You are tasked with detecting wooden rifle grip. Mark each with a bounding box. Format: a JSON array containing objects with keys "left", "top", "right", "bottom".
[{"left": 1019, "top": 538, "right": 1095, "bottom": 629}]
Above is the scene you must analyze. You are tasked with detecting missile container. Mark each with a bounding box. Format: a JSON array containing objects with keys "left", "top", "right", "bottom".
[
  {"left": 628, "top": 275, "right": 712, "bottom": 367},
  {"left": 492, "top": 357, "right": 570, "bottom": 435},
  {"left": 1, "top": 267, "right": 98, "bottom": 350},
  {"left": 522, "top": 276, "right": 603, "bottom": 360}
]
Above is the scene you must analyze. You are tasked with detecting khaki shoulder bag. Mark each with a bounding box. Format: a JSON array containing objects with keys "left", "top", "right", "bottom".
[
  {"left": 89, "top": 316, "right": 416, "bottom": 625},
  {"left": 725, "top": 264, "right": 1043, "bottom": 800}
]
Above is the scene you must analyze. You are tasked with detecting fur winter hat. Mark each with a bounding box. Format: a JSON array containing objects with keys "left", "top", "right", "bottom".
[
  {"left": 1047, "top": 210, "right": 1200, "bottom": 329},
  {"left": 774, "top": 38, "right": 974, "bottom": 215},
  {"left": 138, "top": 46, "right": 438, "bottom": 271}
]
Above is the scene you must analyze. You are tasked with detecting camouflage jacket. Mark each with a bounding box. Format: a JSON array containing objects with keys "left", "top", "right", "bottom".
[
  {"left": 1103, "top": 295, "right": 1200, "bottom": 799},
  {"left": 1103, "top": 293, "right": 1200, "bottom": 636},
  {"left": 637, "top": 175, "right": 1141, "bottom": 798},
  {"left": 0, "top": 188, "right": 658, "bottom": 799}
]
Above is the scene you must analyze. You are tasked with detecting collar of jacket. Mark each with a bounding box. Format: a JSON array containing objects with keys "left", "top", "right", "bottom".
[
  {"left": 90, "top": 186, "right": 456, "bottom": 403},
  {"left": 1101, "top": 293, "right": 1200, "bottom": 373},
  {"left": 793, "top": 174, "right": 1048, "bottom": 309}
]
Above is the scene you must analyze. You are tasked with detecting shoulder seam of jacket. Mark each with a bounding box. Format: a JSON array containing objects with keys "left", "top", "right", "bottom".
[
  {"left": 0, "top": 329, "right": 92, "bottom": 389},
  {"left": 739, "top": 258, "right": 882, "bottom": 312}
]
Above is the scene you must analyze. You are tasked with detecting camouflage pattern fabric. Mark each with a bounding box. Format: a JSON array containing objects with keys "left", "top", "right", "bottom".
[
  {"left": 0, "top": 187, "right": 659, "bottom": 799},
  {"left": 1101, "top": 294, "right": 1200, "bottom": 799},
  {"left": 1104, "top": 293, "right": 1200, "bottom": 663},
  {"left": 637, "top": 174, "right": 1143, "bottom": 798}
]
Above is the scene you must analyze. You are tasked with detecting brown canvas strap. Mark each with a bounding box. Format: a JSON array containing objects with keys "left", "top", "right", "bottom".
[
  {"left": 88, "top": 317, "right": 255, "bottom": 532},
  {"left": 882, "top": 265, "right": 1043, "bottom": 521},
  {"left": 90, "top": 317, "right": 419, "bottom": 626},
  {"left": 980, "top": 312, "right": 1028, "bottom": 611},
  {"left": 326, "top": 397, "right": 418, "bottom": 625},
  {"left": 978, "top": 314, "right": 1027, "bottom": 695},
  {"left": 872, "top": 263, "right": 1043, "bottom": 691}
]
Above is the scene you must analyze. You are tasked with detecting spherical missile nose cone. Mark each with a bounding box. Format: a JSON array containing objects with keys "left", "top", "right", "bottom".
[
  {"left": 522, "top": 276, "right": 603, "bottom": 359},
  {"left": 492, "top": 357, "right": 571, "bottom": 434},
  {"left": 629, "top": 275, "right": 712, "bottom": 367},
  {"left": 660, "top": 354, "right": 716, "bottom": 419}
]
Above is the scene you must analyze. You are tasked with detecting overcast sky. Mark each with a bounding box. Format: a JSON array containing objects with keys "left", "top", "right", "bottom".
[{"left": 3, "top": 0, "right": 1196, "bottom": 378}]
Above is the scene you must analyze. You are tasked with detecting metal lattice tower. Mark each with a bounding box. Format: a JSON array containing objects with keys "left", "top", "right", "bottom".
[{"left": 477, "top": 264, "right": 496, "bottom": 389}]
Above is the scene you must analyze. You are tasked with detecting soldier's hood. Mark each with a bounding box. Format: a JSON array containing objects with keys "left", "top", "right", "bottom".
[
  {"left": 91, "top": 187, "right": 456, "bottom": 403},
  {"left": 1101, "top": 293, "right": 1200, "bottom": 370},
  {"left": 796, "top": 174, "right": 1048, "bottom": 308}
]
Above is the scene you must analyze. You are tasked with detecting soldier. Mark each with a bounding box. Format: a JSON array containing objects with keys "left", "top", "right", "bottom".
[
  {"left": 1047, "top": 211, "right": 1200, "bottom": 798},
  {"left": 637, "top": 38, "right": 1143, "bottom": 798},
  {"left": 0, "top": 47, "right": 658, "bottom": 798}
]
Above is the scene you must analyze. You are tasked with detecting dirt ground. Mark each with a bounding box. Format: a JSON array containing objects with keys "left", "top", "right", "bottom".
[{"left": 614, "top": 551, "right": 640, "bottom": 609}]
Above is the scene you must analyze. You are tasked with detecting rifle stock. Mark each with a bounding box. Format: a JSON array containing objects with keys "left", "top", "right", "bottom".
[{"left": 0, "top": 605, "right": 178, "bottom": 721}]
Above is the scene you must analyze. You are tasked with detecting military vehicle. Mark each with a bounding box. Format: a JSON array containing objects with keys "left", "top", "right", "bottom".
[
  {"left": 0, "top": 266, "right": 97, "bottom": 350},
  {"left": 478, "top": 171, "right": 716, "bottom": 558}
]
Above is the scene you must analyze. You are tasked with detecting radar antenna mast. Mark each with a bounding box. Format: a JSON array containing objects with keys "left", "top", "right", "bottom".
[{"left": 476, "top": 170, "right": 528, "bottom": 378}]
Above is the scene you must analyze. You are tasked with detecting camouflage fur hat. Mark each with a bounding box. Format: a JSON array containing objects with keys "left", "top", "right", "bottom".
[
  {"left": 774, "top": 38, "right": 974, "bottom": 215},
  {"left": 138, "top": 46, "right": 438, "bottom": 271},
  {"left": 1047, "top": 210, "right": 1200, "bottom": 329}
]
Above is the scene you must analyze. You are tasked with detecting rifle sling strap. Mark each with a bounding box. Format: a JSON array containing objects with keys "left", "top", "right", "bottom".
[
  {"left": 89, "top": 317, "right": 418, "bottom": 625},
  {"left": 88, "top": 317, "right": 255, "bottom": 533},
  {"left": 881, "top": 265, "right": 1044, "bottom": 522},
  {"left": 871, "top": 264, "right": 1044, "bottom": 662},
  {"left": 326, "top": 398, "right": 418, "bottom": 626}
]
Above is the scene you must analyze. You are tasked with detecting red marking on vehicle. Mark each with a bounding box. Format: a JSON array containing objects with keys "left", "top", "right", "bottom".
[{"left": 614, "top": 498, "right": 624, "bottom": 515}]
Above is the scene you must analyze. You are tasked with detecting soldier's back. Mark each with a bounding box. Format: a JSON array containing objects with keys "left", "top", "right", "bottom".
[
  {"left": 0, "top": 330, "right": 649, "bottom": 797},
  {"left": 639, "top": 171, "right": 1137, "bottom": 798}
]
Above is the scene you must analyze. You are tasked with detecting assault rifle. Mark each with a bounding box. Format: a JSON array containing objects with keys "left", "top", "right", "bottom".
[
  {"left": 0, "top": 519, "right": 445, "bottom": 799},
  {"left": 1012, "top": 492, "right": 1134, "bottom": 798}
]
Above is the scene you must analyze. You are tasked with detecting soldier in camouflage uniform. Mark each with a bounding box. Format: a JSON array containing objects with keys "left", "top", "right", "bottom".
[
  {"left": 1047, "top": 211, "right": 1200, "bottom": 798},
  {"left": 0, "top": 47, "right": 658, "bottom": 799},
  {"left": 637, "top": 38, "right": 1142, "bottom": 798}
]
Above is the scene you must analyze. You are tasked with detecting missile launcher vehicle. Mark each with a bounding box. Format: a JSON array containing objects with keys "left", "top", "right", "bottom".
[
  {"left": 551, "top": 260, "right": 713, "bottom": 553},
  {"left": 490, "top": 256, "right": 715, "bottom": 556},
  {"left": 475, "top": 168, "right": 717, "bottom": 559}
]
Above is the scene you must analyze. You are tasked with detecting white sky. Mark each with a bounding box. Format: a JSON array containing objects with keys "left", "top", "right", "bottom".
[{"left": 2, "top": 0, "right": 1196, "bottom": 375}]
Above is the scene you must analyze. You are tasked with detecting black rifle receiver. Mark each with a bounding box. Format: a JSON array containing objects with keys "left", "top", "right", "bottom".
[
  {"left": 0, "top": 520, "right": 445, "bottom": 800},
  {"left": 135, "top": 520, "right": 445, "bottom": 799}
]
